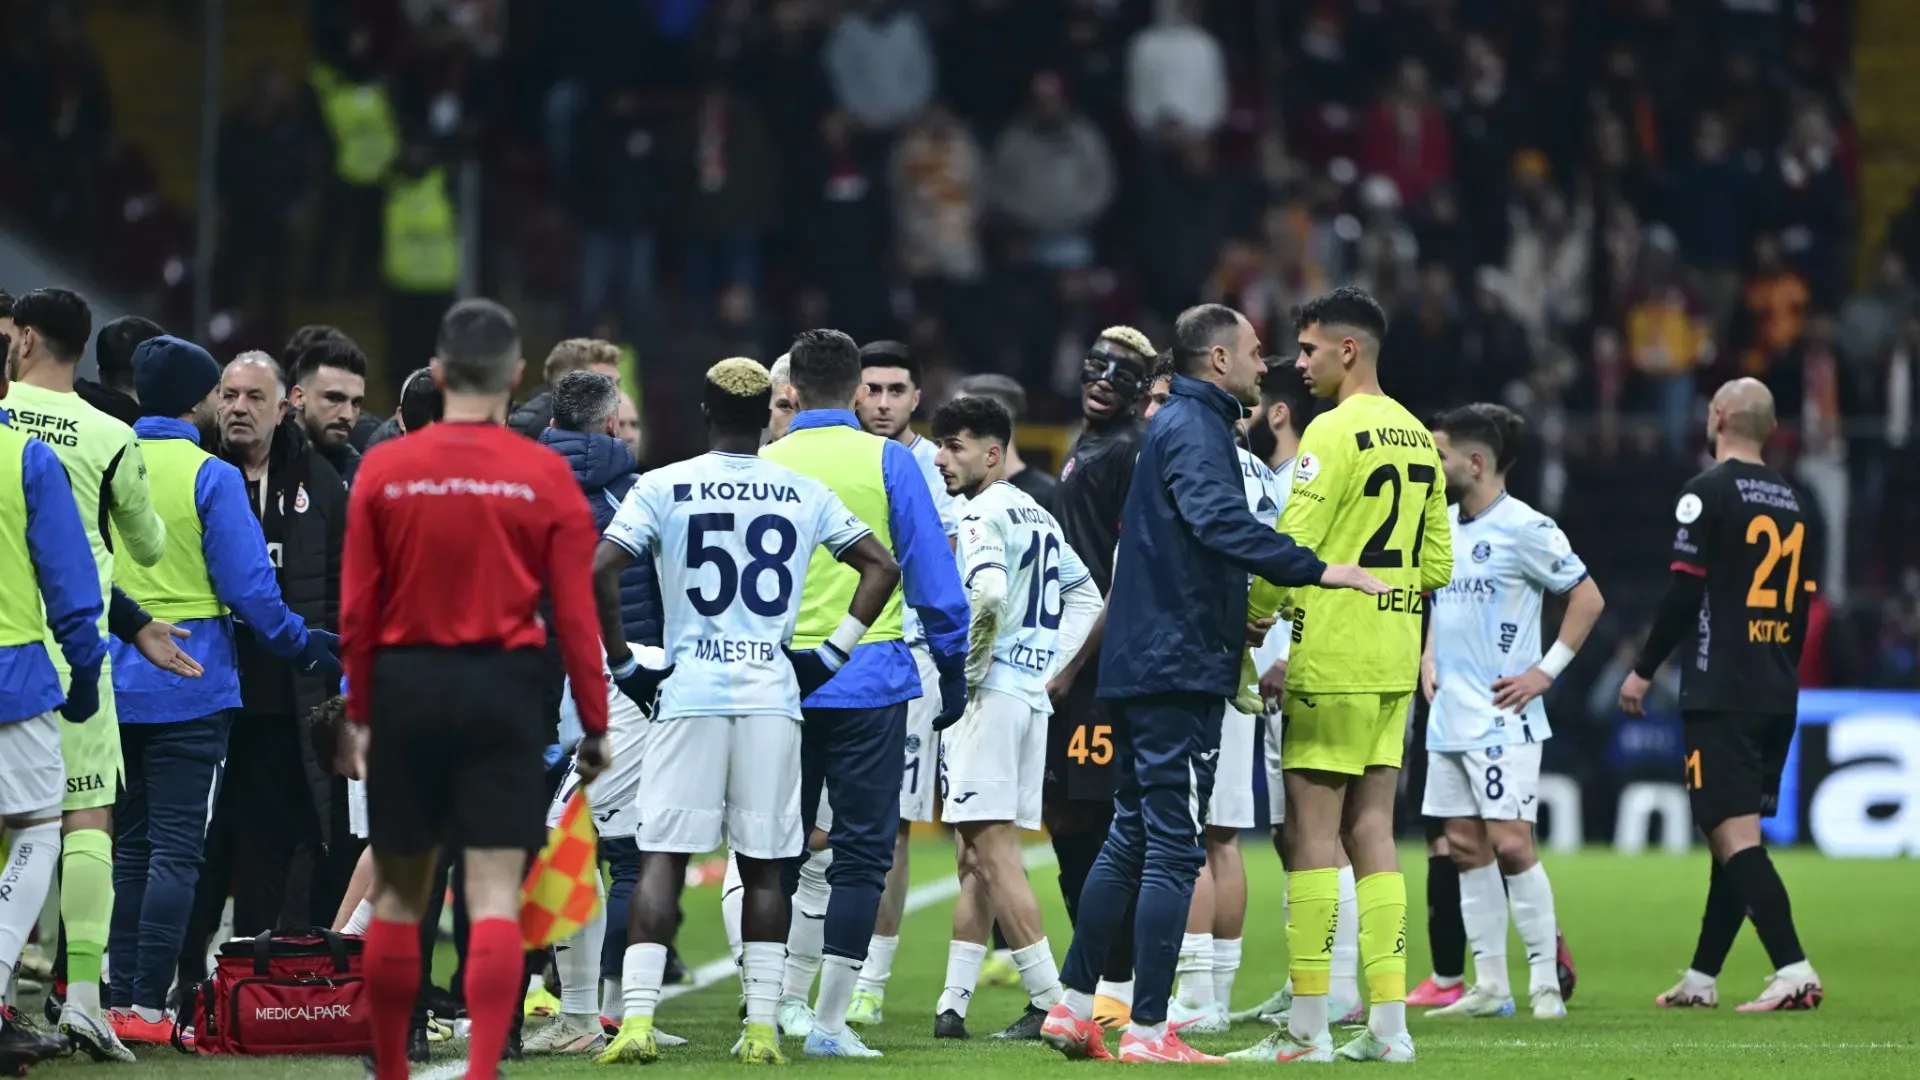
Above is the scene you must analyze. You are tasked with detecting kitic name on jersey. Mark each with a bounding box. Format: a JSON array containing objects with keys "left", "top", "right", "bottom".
[{"left": 673, "top": 481, "right": 803, "bottom": 503}]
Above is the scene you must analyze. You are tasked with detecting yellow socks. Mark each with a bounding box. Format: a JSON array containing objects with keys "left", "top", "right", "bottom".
[
  {"left": 1285, "top": 868, "right": 1340, "bottom": 996},
  {"left": 1355, "top": 871, "right": 1408, "bottom": 1005},
  {"left": 62, "top": 829, "right": 114, "bottom": 992}
]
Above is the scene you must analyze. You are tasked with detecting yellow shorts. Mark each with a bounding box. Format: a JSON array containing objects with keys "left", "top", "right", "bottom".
[
  {"left": 1280, "top": 690, "right": 1413, "bottom": 776},
  {"left": 60, "top": 658, "right": 122, "bottom": 811}
]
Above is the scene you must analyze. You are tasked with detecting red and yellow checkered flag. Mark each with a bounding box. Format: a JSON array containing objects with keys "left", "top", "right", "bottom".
[{"left": 519, "top": 788, "right": 602, "bottom": 950}]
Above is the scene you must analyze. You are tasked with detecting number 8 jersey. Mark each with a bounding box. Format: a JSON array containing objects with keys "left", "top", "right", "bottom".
[
  {"left": 603, "top": 451, "right": 872, "bottom": 721},
  {"left": 1254, "top": 392, "right": 1452, "bottom": 696},
  {"left": 1666, "top": 458, "right": 1812, "bottom": 714},
  {"left": 956, "top": 480, "right": 1091, "bottom": 711}
]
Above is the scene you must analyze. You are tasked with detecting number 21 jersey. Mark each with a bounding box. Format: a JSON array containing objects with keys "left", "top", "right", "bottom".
[
  {"left": 604, "top": 451, "right": 872, "bottom": 721},
  {"left": 1667, "top": 459, "right": 1811, "bottom": 714},
  {"left": 957, "top": 480, "right": 1091, "bottom": 711}
]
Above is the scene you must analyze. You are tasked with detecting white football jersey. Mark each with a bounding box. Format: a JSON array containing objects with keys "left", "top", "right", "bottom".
[
  {"left": 901, "top": 434, "right": 962, "bottom": 647},
  {"left": 957, "top": 480, "right": 1091, "bottom": 711},
  {"left": 1427, "top": 493, "right": 1589, "bottom": 751},
  {"left": 1248, "top": 452, "right": 1292, "bottom": 673},
  {"left": 604, "top": 452, "right": 872, "bottom": 722}
]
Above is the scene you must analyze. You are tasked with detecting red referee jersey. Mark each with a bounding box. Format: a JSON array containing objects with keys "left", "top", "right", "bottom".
[{"left": 340, "top": 421, "right": 610, "bottom": 735}]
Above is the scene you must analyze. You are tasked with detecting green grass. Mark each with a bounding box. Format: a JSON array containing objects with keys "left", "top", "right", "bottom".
[{"left": 25, "top": 841, "right": 1920, "bottom": 1078}]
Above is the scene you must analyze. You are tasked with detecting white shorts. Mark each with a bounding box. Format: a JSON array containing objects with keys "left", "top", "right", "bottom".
[
  {"left": 547, "top": 683, "right": 652, "bottom": 839},
  {"left": 1210, "top": 704, "right": 1257, "bottom": 829},
  {"left": 1421, "top": 742, "right": 1544, "bottom": 823},
  {"left": 900, "top": 645, "right": 941, "bottom": 823},
  {"left": 347, "top": 778, "right": 369, "bottom": 839},
  {"left": 939, "top": 688, "right": 1045, "bottom": 831},
  {"left": 0, "top": 712, "right": 62, "bottom": 816},
  {"left": 1263, "top": 709, "right": 1284, "bottom": 826},
  {"left": 637, "top": 714, "right": 803, "bottom": 861}
]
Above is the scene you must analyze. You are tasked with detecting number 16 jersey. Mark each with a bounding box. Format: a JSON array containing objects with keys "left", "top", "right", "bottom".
[
  {"left": 957, "top": 480, "right": 1091, "bottom": 711},
  {"left": 604, "top": 451, "right": 872, "bottom": 722},
  {"left": 1666, "top": 459, "right": 1811, "bottom": 714}
]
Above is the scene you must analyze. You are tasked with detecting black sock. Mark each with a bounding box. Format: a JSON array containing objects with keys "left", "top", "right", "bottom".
[
  {"left": 991, "top": 921, "right": 1010, "bottom": 951},
  {"left": 1052, "top": 828, "right": 1106, "bottom": 927},
  {"left": 1425, "top": 855, "right": 1465, "bottom": 981},
  {"left": 1722, "top": 847, "right": 1805, "bottom": 970},
  {"left": 1689, "top": 859, "right": 1745, "bottom": 977}
]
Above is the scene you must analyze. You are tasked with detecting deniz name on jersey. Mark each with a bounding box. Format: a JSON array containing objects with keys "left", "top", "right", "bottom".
[
  {"left": 692, "top": 637, "right": 780, "bottom": 663},
  {"left": 10, "top": 410, "right": 84, "bottom": 447},
  {"left": 673, "top": 481, "right": 803, "bottom": 504},
  {"left": 1735, "top": 476, "right": 1800, "bottom": 512}
]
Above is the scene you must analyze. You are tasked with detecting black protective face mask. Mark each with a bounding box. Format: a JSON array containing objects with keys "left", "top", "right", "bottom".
[{"left": 1080, "top": 342, "right": 1149, "bottom": 402}]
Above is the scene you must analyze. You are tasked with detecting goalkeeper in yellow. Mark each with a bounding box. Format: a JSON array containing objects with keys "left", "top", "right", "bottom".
[{"left": 1231, "top": 287, "right": 1451, "bottom": 1064}]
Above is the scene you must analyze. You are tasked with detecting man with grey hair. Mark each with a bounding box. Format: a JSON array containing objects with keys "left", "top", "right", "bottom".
[
  {"left": 955, "top": 374, "right": 1057, "bottom": 514},
  {"left": 767, "top": 353, "right": 797, "bottom": 442}
]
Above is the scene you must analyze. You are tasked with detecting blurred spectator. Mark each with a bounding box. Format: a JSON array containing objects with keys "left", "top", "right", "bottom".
[
  {"left": 1620, "top": 228, "right": 1711, "bottom": 459},
  {"left": 740, "top": 1, "right": 836, "bottom": 171},
  {"left": 824, "top": 0, "right": 935, "bottom": 133},
  {"left": 1390, "top": 262, "right": 1464, "bottom": 420},
  {"left": 380, "top": 144, "right": 460, "bottom": 398},
  {"left": 11, "top": 4, "right": 111, "bottom": 246},
  {"left": 218, "top": 64, "right": 309, "bottom": 340},
  {"left": 1837, "top": 250, "right": 1916, "bottom": 379},
  {"left": 890, "top": 104, "right": 986, "bottom": 285},
  {"left": 1504, "top": 189, "right": 1591, "bottom": 343},
  {"left": 1767, "top": 103, "right": 1848, "bottom": 305},
  {"left": 1124, "top": 0, "right": 1226, "bottom": 139},
  {"left": 674, "top": 83, "right": 776, "bottom": 313},
  {"left": 1056, "top": 0, "right": 1125, "bottom": 130},
  {"left": 1132, "top": 128, "right": 1234, "bottom": 318},
  {"left": 568, "top": 85, "right": 666, "bottom": 339},
  {"left": 1459, "top": 268, "right": 1532, "bottom": 407},
  {"left": 989, "top": 71, "right": 1114, "bottom": 272},
  {"left": 941, "top": 0, "right": 1054, "bottom": 142},
  {"left": 794, "top": 111, "right": 892, "bottom": 343},
  {"left": 306, "top": 25, "right": 399, "bottom": 297},
  {"left": 1359, "top": 58, "right": 1453, "bottom": 210},
  {"left": 1667, "top": 111, "right": 1753, "bottom": 326},
  {"left": 1445, "top": 34, "right": 1517, "bottom": 269},
  {"left": 1734, "top": 231, "right": 1809, "bottom": 377}
]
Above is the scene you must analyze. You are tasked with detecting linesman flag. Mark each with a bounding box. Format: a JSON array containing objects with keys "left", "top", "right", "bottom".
[{"left": 520, "top": 788, "right": 602, "bottom": 950}]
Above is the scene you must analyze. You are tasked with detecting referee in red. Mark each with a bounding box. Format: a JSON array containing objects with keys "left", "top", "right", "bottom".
[{"left": 338, "top": 299, "right": 612, "bottom": 1080}]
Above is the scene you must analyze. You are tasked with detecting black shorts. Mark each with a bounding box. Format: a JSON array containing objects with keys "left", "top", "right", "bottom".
[
  {"left": 1681, "top": 710, "right": 1798, "bottom": 831},
  {"left": 1045, "top": 674, "right": 1122, "bottom": 803},
  {"left": 366, "top": 645, "right": 551, "bottom": 857}
]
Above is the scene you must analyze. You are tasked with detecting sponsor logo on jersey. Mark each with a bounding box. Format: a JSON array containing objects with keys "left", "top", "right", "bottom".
[
  {"left": 1294, "top": 452, "right": 1320, "bottom": 486},
  {"left": 904, "top": 734, "right": 921, "bottom": 754},
  {"left": 1675, "top": 493, "right": 1703, "bottom": 523},
  {"left": 294, "top": 483, "right": 310, "bottom": 514},
  {"left": 1487, "top": 745, "right": 1503, "bottom": 760},
  {"left": 1059, "top": 457, "right": 1076, "bottom": 481},
  {"left": 10, "top": 410, "right": 84, "bottom": 448},
  {"left": 1471, "top": 540, "right": 1492, "bottom": 563}
]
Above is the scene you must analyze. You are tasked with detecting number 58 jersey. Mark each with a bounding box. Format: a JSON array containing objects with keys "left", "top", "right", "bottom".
[
  {"left": 604, "top": 451, "right": 872, "bottom": 722},
  {"left": 1256, "top": 392, "right": 1452, "bottom": 696}
]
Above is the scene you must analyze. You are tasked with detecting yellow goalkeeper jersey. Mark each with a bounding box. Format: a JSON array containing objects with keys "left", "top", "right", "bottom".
[{"left": 1250, "top": 391, "right": 1452, "bottom": 694}]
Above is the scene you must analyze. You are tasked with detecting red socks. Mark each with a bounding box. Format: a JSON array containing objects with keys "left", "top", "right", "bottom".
[
  {"left": 365, "top": 918, "right": 422, "bottom": 1080},
  {"left": 463, "top": 918, "right": 524, "bottom": 1080}
]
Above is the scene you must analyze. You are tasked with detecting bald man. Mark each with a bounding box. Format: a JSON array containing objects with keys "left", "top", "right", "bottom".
[{"left": 1618, "top": 378, "right": 1823, "bottom": 1013}]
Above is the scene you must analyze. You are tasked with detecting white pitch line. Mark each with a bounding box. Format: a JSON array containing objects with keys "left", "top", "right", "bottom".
[{"left": 418, "top": 843, "right": 1059, "bottom": 1078}]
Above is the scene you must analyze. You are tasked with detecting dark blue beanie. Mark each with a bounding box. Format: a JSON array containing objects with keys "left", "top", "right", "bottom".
[{"left": 133, "top": 335, "right": 222, "bottom": 418}]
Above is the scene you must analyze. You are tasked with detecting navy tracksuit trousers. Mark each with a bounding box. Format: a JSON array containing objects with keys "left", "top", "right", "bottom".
[{"left": 794, "top": 702, "right": 909, "bottom": 962}]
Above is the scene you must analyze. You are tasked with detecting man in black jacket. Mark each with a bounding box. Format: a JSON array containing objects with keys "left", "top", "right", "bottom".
[
  {"left": 179, "top": 351, "right": 350, "bottom": 986},
  {"left": 78, "top": 315, "right": 162, "bottom": 425},
  {"left": 287, "top": 333, "right": 367, "bottom": 483}
]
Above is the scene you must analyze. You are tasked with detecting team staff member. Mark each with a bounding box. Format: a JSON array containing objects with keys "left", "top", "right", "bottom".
[
  {"left": 1235, "top": 288, "right": 1451, "bottom": 1064},
  {"left": 4, "top": 287, "right": 167, "bottom": 1054},
  {"left": 340, "top": 299, "right": 611, "bottom": 1080},
  {"left": 954, "top": 374, "right": 1058, "bottom": 515},
  {"left": 1620, "top": 378, "right": 1822, "bottom": 1013},
  {"left": 78, "top": 314, "right": 164, "bottom": 425},
  {"left": 107, "top": 337, "right": 342, "bottom": 1047},
  {"left": 0, "top": 357, "right": 107, "bottom": 1067},
  {"left": 1043, "top": 325, "right": 1158, "bottom": 1026},
  {"left": 287, "top": 334, "right": 369, "bottom": 483},
  {"left": 846, "top": 340, "right": 959, "bottom": 1025},
  {"left": 758, "top": 329, "right": 970, "bottom": 1059},
  {"left": 1040, "top": 304, "right": 1381, "bottom": 1064}
]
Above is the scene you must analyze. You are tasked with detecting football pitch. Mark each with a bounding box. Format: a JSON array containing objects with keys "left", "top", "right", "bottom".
[{"left": 26, "top": 841, "right": 1919, "bottom": 1078}]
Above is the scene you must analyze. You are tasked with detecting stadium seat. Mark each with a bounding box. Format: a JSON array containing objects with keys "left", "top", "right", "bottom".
[
  {"left": 1534, "top": 773, "right": 1583, "bottom": 853},
  {"left": 1613, "top": 782, "right": 1692, "bottom": 854}
]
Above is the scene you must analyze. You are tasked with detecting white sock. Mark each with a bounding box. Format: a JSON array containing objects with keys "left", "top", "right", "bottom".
[
  {"left": 344, "top": 898, "right": 373, "bottom": 936},
  {"left": 1287, "top": 993, "right": 1327, "bottom": 1041},
  {"left": 132, "top": 1005, "right": 164, "bottom": 1023},
  {"left": 1776, "top": 959, "right": 1815, "bottom": 982},
  {"left": 814, "top": 955, "right": 862, "bottom": 1035},
  {"left": 1458, "top": 863, "right": 1510, "bottom": 996},
  {"left": 69, "top": 981, "right": 102, "bottom": 1016},
  {"left": 527, "top": 972, "right": 544, "bottom": 994},
  {"left": 601, "top": 977, "right": 622, "bottom": 1016},
  {"left": 1331, "top": 865, "right": 1359, "bottom": 1005},
  {"left": 0, "top": 822, "right": 59, "bottom": 977},
  {"left": 1012, "top": 939, "right": 1063, "bottom": 1009},
  {"left": 1505, "top": 864, "right": 1560, "bottom": 996},
  {"left": 1431, "top": 972, "right": 1463, "bottom": 989},
  {"left": 855, "top": 934, "right": 898, "bottom": 996},
  {"left": 620, "top": 943, "right": 668, "bottom": 1020},
  {"left": 721, "top": 853, "right": 746, "bottom": 968},
  {"left": 783, "top": 850, "right": 831, "bottom": 1000},
  {"left": 1128, "top": 1020, "right": 1167, "bottom": 1043},
  {"left": 937, "top": 940, "right": 986, "bottom": 1017},
  {"left": 1062, "top": 986, "right": 1094, "bottom": 1020},
  {"left": 1212, "top": 937, "right": 1243, "bottom": 1008},
  {"left": 1095, "top": 977, "right": 1132, "bottom": 1005},
  {"left": 742, "top": 941, "right": 783, "bottom": 1028},
  {"left": 1368, "top": 1000, "right": 1406, "bottom": 1038},
  {"left": 558, "top": 904, "right": 606, "bottom": 1015},
  {"left": 1175, "top": 932, "right": 1213, "bottom": 1007}
]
